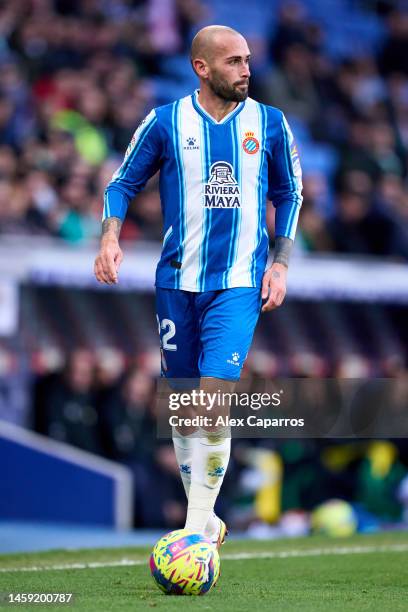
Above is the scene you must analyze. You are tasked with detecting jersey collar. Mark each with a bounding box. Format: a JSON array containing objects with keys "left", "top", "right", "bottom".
[{"left": 191, "top": 90, "right": 245, "bottom": 126}]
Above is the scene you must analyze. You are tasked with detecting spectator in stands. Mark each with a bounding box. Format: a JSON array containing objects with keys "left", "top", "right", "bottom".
[
  {"left": 375, "top": 173, "right": 408, "bottom": 259},
  {"left": 379, "top": 9, "right": 408, "bottom": 76},
  {"left": 297, "top": 173, "right": 334, "bottom": 252},
  {"left": 136, "top": 442, "right": 187, "bottom": 528},
  {"left": 33, "top": 348, "right": 103, "bottom": 454},
  {"left": 98, "top": 367, "right": 156, "bottom": 465},
  {"left": 328, "top": 189, "right": 397, "bottom": 256},
  {"left": 260, "top": 42, "right": 322, "bottom": 126}
]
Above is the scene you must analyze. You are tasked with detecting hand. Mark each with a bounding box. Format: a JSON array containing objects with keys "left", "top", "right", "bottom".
[
  {"left": 94, "top": 235, "right": 123, "bottom": 284},
  {"left": 261, "top": 263, "right": 287, "bottom": 312}
]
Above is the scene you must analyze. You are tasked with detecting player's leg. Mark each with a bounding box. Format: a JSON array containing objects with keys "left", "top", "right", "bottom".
[
  {"left": 184, "top": 287, "right": 262, "bottom": 536},
  {"left": 173, "top": 420, "right": 223, "bottom": 541},
  {"left": 185, "top": 375, "right": 234, "bottom": 541},
  {"left": 155, "top": 287, "right": 199, "bottom": 495},
  {"left": 155, "top": 288, "right": 220, "bottom": 537}
]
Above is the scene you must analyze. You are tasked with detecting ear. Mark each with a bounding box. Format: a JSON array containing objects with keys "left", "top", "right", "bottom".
[{"left": 192, "top": 58, "right": 209, "bottom": 79}]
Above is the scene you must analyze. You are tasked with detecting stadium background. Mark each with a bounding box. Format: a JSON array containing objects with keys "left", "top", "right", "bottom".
[{"left": 0, "top": 0, "right": 407, "bottom": 545}]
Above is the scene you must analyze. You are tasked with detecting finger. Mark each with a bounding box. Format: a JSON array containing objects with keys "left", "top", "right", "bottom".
[
  {"left": 114, "top": 249, "right": 123, "bottom": 273},
  {"left": 97, "top": 257, "right": 113, "bottom": 284},
  {"left": 261, "top": 281, "right": 287, "bottom": 311},
  {"left": 94, "top": 259, "right": 104, "bottom": 283},
  {"left": 95, "top": 260, "right": 110, "bottom": 284},
  {"left": 262, "top": 297, "right": 275, "bottom": 312},
  {"left": 106, "top": 257, "right": 117, "bottom": 282},
  {"left": 262, "top": 289, "right": 280, "bottom": 312},
  {"left": 269, "top": 289, "right": 285, "bottom": 309},
  {"left": 262, "top": 301, "right": 276, "bottom": 312},
  {"left": 276, "top": 291, "right": 285, "bottom": 307},
  {"left": 102, "top": 253, "right": 118, "bottom": 283},
  {"left": 261, "top": 276, "right": 270, "bottom": 300}
]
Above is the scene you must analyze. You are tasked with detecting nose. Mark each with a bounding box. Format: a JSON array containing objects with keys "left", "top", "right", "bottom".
[{"left": 241, "top": 64, "right": 250, "bottom": 79}]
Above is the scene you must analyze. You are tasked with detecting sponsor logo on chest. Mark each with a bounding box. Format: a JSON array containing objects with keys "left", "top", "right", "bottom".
[{"left": 203, "top": 161, "right": 241, "bottom": 208}]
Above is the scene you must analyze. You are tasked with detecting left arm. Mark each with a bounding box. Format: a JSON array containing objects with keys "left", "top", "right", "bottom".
[
  {"left": 261, "top": 236, "right": 293, "bottom": 312},
  {"left": 262, "top": 113, "right": 302, "bottom": 312}
]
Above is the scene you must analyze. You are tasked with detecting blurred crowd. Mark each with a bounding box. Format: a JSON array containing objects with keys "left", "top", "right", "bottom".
[
  {"left": 0, "top": 0, "right": 406, "bottom": 257},
  {"left": 0, "top": 0, "right": 204, "bottom": 242},
  {"left": 258, "top": 1, "right": 408, "bottom": 259},
  {"left": 28, "top": 347, "right": 408, "bottom": 530}
]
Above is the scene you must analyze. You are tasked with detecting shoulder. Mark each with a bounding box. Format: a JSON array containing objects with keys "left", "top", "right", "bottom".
[
  {"left": 250, "top": 99, "right": 285, "bottom": 125},
  {"left": 151, "top": 102, "right": 173, "bottom": 122},
  {"left": 153, "top": 95, "right": 192, "bottom": 122},
  {"left": 246, "top": 98, "right": 286, "bottom": 143}
]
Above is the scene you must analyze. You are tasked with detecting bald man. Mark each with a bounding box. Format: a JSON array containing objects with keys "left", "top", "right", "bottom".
[{"left": 95, "top": 25, "right": 302, "bottom": 548}]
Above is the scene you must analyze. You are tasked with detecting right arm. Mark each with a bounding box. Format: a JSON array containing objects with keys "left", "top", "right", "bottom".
[
  {"left": 94, "top": 217, "right": 123, "bottom": 284},
  {"left": 94, "top": 109, "right": 162, "bottom": 284}
]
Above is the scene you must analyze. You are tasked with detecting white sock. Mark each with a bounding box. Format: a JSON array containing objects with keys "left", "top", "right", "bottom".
[
  {"left": 204, "top": 512, "right": 220, "bottom": 541},
  {"left": 172, "top": 427, "right": 194, "bottom": 499},
  {"left": 172, "top": 429, "right": 223, "bottom": 537},
  {"left": 185, "top": 428, "right": 231, "bottom": 533}
]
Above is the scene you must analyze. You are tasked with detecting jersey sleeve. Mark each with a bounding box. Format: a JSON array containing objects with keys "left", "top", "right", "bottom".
[
  {"left": 103, "top": 109, "right": 162, "bottom": 221},
  {"left": 267, "top": 112, "right": 303, "bottom": 240}
]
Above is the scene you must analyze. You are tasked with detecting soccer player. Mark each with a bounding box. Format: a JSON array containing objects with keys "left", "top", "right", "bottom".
[{"left": 94, "top": 25, "right": 302, "bottom": 547}]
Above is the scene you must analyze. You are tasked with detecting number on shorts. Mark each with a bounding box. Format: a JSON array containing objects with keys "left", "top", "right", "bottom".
[{"left": 156, "top": 316, "right": 177, "bottom": 351}]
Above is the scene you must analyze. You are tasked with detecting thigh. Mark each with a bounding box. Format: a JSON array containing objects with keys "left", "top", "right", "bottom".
[
  {"left": 197, "top": 287, "right": 262, "bottom": 381},
  {"left": 155, "top": 288, "right": 200, "bottom": 379}
]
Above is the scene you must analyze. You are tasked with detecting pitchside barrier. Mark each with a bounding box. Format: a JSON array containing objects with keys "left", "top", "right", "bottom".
[
  {"left": 0, "top": 420, "right": 133, "bottom": 528},
  {"left": 0, "top": 237, "right": 407, "bottom": 302}
]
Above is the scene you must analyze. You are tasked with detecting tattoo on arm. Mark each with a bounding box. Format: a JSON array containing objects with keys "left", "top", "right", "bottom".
[
  {"left": 102, "top": 217, "right": 122, "bottom": 239},
  {"left": 272, "top": 270, "right": 281, "bottom": 279},
  {"left": 273, "top": 236, "right": 293, "bottom": 268}
]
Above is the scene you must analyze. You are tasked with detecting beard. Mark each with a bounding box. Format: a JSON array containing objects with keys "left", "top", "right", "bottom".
[{"left": 207, "top": 72, "right": 249, "bottom": 102}]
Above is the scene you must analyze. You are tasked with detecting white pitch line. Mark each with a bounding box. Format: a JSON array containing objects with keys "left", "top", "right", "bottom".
[
  {"left": 0, "top": 559, "right": 144, "bottom": 573},
  {"left": 222, "top": 543, "right": 408, "bottom": 560},
  {"left": 1, "top": 543, "right": 407, "bottom": 574}
]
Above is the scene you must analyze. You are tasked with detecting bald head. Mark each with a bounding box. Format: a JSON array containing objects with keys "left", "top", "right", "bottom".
[
  {"left": 191, "top": 25, "right": 245, "bottom": 64},
  {"left": 190, "top": 25, "right": 251, "bottom": 103}
]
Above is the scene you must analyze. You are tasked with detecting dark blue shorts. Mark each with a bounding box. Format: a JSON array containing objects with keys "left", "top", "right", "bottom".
[{"left": 155, "top": 287, "right": 262, "bottom": 381}]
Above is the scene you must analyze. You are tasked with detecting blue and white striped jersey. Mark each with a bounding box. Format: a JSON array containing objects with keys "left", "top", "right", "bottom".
[{"left": 104, "top": 90, "right": 302, "bottom": 292}]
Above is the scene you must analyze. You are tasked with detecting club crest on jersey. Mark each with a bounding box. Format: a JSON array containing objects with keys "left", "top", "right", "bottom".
[
  {"left": 242, "top": 131, "right": 259, "bottom": 155},
  {"left": 203, "top": 161, "right": 241, "bottom": 208}
]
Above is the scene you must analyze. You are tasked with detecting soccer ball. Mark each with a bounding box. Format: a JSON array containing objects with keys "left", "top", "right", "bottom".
[{"left": 149, "top": 529, "right": 220, "bottom": 595}]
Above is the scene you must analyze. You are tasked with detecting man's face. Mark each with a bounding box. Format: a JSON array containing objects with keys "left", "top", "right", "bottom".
[{"left": 206, "top": 34, "right": 251, "bottom": 102}]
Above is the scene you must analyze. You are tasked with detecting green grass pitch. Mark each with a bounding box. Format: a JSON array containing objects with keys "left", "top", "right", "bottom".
[{"left": 0, "top": 531, "right": 407, "bottom": 611}]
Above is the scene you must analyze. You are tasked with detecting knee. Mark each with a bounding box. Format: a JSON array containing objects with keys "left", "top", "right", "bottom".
[{"left": 200, "top": 426, "right": 231, "bottom": 445}]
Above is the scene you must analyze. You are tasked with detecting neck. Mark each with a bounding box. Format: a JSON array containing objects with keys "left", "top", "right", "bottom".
[{"left": 197, "top": 88, "right": 239, "bottom": 122}]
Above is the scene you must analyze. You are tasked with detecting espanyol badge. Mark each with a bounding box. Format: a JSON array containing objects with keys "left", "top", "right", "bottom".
[{"left": 242, "top": 131, "right": 259, "bottom": 154}]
